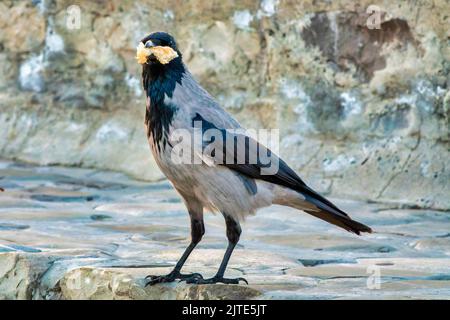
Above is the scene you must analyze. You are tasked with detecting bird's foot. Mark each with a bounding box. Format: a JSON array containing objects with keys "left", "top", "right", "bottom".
[
  {"left": 145, "top": 271, "right": 203, "bottom": 286},
  {"left": 185, "top": 275, "right": 248, "bottom": 285}
]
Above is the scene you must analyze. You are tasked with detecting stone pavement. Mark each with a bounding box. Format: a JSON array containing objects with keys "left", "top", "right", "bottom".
[{"left": 0, "top": 160, "right": 449, "bottom": 299}]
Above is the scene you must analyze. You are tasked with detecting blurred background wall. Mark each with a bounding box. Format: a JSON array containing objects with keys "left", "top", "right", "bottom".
[{"left": 0, "top": 0, "right": 448, "bottom": 209}]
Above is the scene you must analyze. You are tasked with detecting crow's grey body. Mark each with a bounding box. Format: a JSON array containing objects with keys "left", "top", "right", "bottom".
[
  {"left": 139, "top": 32, "right": 371, "bottom": 285},
  {"left": 147, "top": 70, "right": 304, "bottom": 222}
]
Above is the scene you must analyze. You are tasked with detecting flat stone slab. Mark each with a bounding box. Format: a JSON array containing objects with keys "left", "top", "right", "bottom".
[
  {"left": 60, "top": 267, "right": 261, "bottom": 300},
  {"left": 1, "top": 160, "right": 450, "bottom": 299}
]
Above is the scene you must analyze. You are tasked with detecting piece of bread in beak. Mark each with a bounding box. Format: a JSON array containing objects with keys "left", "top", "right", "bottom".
[{"left": 136, "top": 42, "right": 178, "bottom": 65}]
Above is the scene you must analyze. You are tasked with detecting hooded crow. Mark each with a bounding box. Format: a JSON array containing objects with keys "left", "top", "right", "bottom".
[{"left": 137, "top": 32, "right": 372, "bottom": 286}]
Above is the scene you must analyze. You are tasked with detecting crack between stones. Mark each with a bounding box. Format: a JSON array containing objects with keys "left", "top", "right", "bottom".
[{"left": 375, "top": 127, "right": 422, "bottom": 199}]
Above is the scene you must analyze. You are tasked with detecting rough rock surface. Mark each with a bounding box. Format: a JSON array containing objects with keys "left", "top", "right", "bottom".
[
  {"left": 59, "top": 267, "right": 261, "bottom": 300},
  {"left": 0, "top": 0, "right": 448, "bottom": 209},
  {"left": 1, "top": 161, "right": 449, "bottom": 299}
]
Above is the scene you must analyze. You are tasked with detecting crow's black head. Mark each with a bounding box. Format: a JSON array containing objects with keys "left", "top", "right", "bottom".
[
  {"left": 142, "top": 32, "right": 178, "bottom": 51},
  {"left": 137, "top": 32, "right": 181, "bottom": 66}
]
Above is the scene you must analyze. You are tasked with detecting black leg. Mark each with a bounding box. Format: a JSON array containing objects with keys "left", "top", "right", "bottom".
[
  {"left": 186, "top": 214, "right": 248, "bottom": 285},
  {"left": 145, "top": 210, "right": 205, "bottom": 286}
]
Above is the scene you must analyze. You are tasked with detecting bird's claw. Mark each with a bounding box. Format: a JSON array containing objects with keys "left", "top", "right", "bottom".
[
  {"left": 185, "top": 276, "right": 248, "bottom": 285},
  {"left": 178, "top": 272, "right": 204, "bottom": 282},
  {"left": 145, "top": 271, "right": 204, "bottom": 286}
]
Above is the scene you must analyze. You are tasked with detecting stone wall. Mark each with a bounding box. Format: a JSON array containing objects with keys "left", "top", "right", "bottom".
[{"left": 0, "top": 0, "right": 448, "bottom": 209}]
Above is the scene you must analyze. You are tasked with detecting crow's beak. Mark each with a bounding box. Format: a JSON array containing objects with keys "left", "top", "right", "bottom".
[{"left": 136, "top": 42, "right": 152, "bottom": 64}]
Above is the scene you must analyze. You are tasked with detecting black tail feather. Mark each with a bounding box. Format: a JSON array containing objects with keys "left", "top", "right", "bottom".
[{"left": 303, "top": 193, "right": 372, "bottom": 235}]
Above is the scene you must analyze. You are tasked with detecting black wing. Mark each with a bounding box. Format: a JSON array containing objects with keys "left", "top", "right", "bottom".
[{"left": 192, "top": 113, "right": 372, "bottom": 235}]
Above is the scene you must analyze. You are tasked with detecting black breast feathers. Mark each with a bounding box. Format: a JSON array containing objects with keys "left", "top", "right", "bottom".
[{"left": 142, "top": 61, "right": 185, "bottom": 152}]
